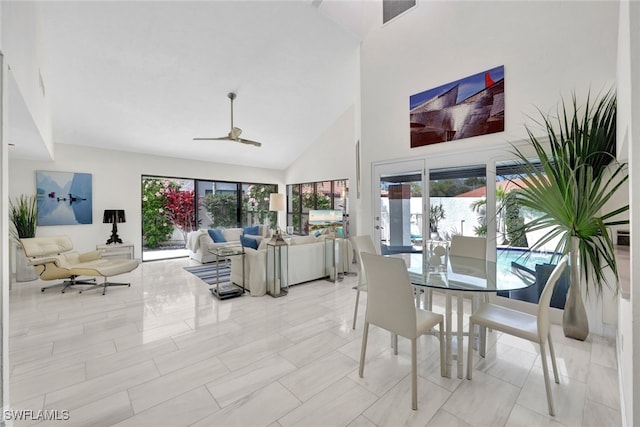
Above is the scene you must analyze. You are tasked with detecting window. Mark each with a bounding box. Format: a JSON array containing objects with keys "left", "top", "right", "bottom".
[
  {"left": 429, "top": 165, "right": 487, "bottom": 240},
  {"left": 142, "top": 175, "right": 277, "bottom": 261},
  {"left": 241, "top": 183, "right": 277, "bottom": 228},
  {"left": 286, "top": 179, "right": 349, "bottom": 235},
  {"left": 197, "top": 180, "right": 238, "bottom": 229}
]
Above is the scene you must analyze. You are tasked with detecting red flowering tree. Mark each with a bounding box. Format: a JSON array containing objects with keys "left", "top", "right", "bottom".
[{"left": 164, "top": 188, "right": 199, "bottom": 243}]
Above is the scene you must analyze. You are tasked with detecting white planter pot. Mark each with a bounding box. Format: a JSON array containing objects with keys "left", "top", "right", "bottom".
[{"left": 13, "top": 240, "right": 38, "bottom": 282}]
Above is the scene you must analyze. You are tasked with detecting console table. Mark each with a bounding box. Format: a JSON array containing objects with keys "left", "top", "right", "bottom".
[{"left": 96, "top": 242, "right": 134, "bottom": 260}]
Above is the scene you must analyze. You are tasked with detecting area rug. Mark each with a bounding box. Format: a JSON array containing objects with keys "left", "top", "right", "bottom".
[{"left": 183, "top": 263, "right": 231, "bottom": 286}]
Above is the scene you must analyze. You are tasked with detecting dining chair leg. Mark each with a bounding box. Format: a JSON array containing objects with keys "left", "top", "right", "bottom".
[
  {"left": 445, "top": 292, "right": 452, "bottom": 377},
  {"left": 479, "top": 293, "right": 493, "bottom": 333},
  {"left": 456, "top": 293, "right": 464, "bottom": 378},
  {"left": 466, "top": 318, "right": 475, "bottom": 380},
  {"left": 548, "top": 335, "right": 560, "bottom": 383},
  {"left": 539, "top": 341, "right": 556, "bottom": 416},
  {"left": 392, "top": 333, "right": 398, "bottom": 355},
  {"left": 479, "top": 326, "right": 487, "bottom": 357},
  {"left": 411, "top": 338, "right": 418, "bottom": 410},
  {"left": 359, "top": 322, "right": 369, "bottom": 377},
  {"left": 438, "top": 319, "right": 446, "bottom": 377},
  {"left": 352, "top": 289, "right": 360, "bottom": 330}
]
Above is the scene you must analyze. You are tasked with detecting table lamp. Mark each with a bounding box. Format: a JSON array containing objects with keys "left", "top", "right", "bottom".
[
  {"left": 103, "top": 209, "right": 126, "bottom": 244},
  {"left": 269, "top": 193, "right": 286, "bottom": 243}
]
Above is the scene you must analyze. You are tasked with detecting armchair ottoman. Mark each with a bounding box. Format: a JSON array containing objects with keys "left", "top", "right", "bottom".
[{"left": 20, "top": 235, "right": 139, "bottom": 295}]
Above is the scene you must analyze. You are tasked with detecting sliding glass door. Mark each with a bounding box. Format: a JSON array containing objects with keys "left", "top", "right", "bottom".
[
  {"left": 142, "top": 176, "right": 196, "bottom": 261},
  {"left": 428, "top": 165, "right": 487, "bottom": 240},
  {"left": 142, "top": 176, "right": 277, "bottom": 262},
  {"left": 373, "top": 160, "right": 424, "bottom": 255}
]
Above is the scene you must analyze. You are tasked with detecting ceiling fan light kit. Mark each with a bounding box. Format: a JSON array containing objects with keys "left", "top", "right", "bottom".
[{"left": 193, "top": 92, "right": 262, "bottom": 147}]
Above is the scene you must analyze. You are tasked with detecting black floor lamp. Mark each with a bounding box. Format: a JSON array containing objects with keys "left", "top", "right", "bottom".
[{"left": 103, "top": 209, "right": 126, "bottom": 244}]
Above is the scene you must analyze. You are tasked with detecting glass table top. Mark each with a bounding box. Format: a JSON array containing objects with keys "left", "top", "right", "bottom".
[
  {"left": 208, "top": 246, "right": 244, "bottom": 257},
  {"left": 390, "top": 252, "right": 533, "bottom": 293}
]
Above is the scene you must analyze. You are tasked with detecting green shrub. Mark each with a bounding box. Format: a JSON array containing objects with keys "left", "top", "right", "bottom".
[{"left": 142, "top": 178, "right": 178, "bottom": 248}]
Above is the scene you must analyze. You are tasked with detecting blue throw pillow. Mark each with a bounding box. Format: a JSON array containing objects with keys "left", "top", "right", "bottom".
[
  {"left": 243, "top": 225, "right": 260, "bottom": 236},
  {"left": 240, "top": 235, "right": 259, "bottom": 250},
  {"left": 208, "top": 229, "right": 226, "bottom": 243}
]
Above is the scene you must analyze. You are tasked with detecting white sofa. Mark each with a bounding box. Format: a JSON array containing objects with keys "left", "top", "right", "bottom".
[
  {"left": 230, "top": 235, "right": 353, "bottom": 296},
  {"left": 185, "top": 226, "right": 270, "bottom": 263}
]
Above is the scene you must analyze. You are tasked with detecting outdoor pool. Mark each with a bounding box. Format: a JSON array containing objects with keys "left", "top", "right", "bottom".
[{"left": 496, "top": 247, "right": 566, "bottom": 308}]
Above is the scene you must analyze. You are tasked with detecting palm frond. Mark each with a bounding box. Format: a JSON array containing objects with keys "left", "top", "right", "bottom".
[{"left": 510, "top": 88, "right": 628, "bottom": 295}]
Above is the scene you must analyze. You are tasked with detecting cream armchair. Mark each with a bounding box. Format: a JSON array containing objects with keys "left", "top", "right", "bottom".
[{"left": 20, "top": 235, "right": 139, "bottom": 295}]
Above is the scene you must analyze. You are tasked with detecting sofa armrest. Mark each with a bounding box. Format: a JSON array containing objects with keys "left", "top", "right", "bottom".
[
  {"left": 198, "top": 232, "right": 214, "bottom": 248},
  {"left": 28, "top": 256, "right": 73, "bottom": 280},
  {"left": 186, "top": 230, "right": 209, "bottom": 252},
  {"left": 230, "top": 247, "right": 267, "bottom": 296}
]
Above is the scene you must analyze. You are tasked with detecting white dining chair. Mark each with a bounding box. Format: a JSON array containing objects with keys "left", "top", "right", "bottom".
[
  {"left": 466, "top": 254, "right": 569, "bottom": 416},
  {"left": 349, "top": 235, "right": 378, "bottom": 329},
  {"left": 425, "top": 235, "right": 487, "bottom": 310},
  {"left": 359, "top": 252, "right": 445, "bottom": 410},
  {"left": 449, "top": 235, "right": 487, "bottom": 259}
]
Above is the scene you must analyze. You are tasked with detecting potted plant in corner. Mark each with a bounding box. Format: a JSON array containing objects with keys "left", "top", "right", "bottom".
[
  {"left": 511, "top": 88, "right": 628, "bottom": 341},
  {"left": 9, "top": 194, "right": 38, "bottom": 282}
]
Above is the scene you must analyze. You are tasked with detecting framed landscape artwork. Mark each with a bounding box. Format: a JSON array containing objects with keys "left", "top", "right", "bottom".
[
  {"left": 36, "top": 171, "right": 93, "bottom": 225},
  {"left": 309, "top": 209, "right": 344, "bottom": 237},
  {"left": 410, "top": 65, "right": 505, "bottom": 148}
]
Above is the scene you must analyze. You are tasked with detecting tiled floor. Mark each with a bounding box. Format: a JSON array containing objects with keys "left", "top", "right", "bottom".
[{"left": 9, "top": 258, "right": 621, "bottom": 426}]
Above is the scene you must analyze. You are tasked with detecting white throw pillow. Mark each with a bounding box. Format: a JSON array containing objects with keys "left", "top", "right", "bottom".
[{"left": 222, "top": 228, "right": 243, "bottom": 242}]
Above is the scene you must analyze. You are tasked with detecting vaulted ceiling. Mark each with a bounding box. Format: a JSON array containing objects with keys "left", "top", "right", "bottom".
[{"left": 8, "top": 1, "right": 362, "bottom": 170}]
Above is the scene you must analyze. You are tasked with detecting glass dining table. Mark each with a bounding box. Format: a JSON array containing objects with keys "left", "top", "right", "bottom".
[{"left": 391, "top": 251, "right": 533, "bottom": 378}]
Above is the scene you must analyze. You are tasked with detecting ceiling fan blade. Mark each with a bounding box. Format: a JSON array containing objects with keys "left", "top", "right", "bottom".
[
  {"left": 194, "top": 92, "right": 263, "bottom": 147},
  {"left": 193, "top": 137, "right": 230, "bottom": 141},
  {"left": 237, "top": 138, "right": 262, "bottom": 147}
]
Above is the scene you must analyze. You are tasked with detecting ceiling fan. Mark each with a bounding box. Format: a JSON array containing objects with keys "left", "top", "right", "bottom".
[{"left": 193, "top": 92, "right": 262, "bottom": 147}]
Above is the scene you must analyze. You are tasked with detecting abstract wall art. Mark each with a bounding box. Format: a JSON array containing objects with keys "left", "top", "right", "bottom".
[
  {"left": 36, "top": 171, "right": 93, "bottom": 225},
  {"left": 410, "top": 65, "right": 505, "bottom": 148}
]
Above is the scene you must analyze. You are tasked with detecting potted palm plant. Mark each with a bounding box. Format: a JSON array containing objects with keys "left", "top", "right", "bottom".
[
  {"left": 10, "top": 194, "right": 38, "bottom": 239},
  {"left": 511, "top": 88, "right": 628, "bottom": 340},
  {"left": 10, "top": 194, "right": 38, "bottom": 282}
]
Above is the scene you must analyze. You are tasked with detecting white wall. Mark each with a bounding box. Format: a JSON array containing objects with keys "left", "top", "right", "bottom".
[
  {"left": 285, "top": 105, "right": 356, "bottom": 185},
  {"left": 285, "top": 104, "right": 358, "bottom": 233},
  {"left": 0, "top": 2, "right": 9, "bottom": 415},
  {"left": 1, "top": 1, "right": 53, "bottom": 157},
  {"left": 9, "top": 144, "right": 284, "bottom": 258},
  {"left": 617, "top": 1, "right": 638, "bottom": 426},
  {"left": 357, "top": 0, "right": 618, "bottom": 236}
]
